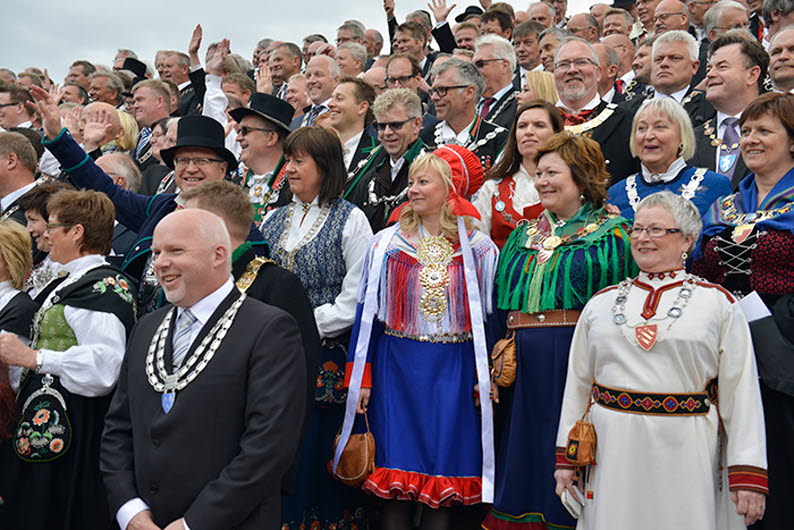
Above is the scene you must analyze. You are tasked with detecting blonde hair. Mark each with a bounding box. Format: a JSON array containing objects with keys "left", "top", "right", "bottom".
[
  {"left": 0, "top": 220, "right": 33, "bottom": 290},
  {"left": 116, "top": 110, "right": 140, "bottom": 151},
  {"left": 629, "top": 98, "right": 695, "bottom": 160},
  {"left": 524, "top": 70, "right": 558, "bottom": 104},
  {"left": 398, "top": 153, "right": 473, "bottom": 241}
]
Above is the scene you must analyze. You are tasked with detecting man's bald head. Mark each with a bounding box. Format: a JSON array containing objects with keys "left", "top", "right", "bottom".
[{"left": 152, "top": 209, "right": 232, "bottom": 307}]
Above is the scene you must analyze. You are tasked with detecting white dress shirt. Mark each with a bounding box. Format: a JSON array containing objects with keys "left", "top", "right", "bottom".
[
  {"left": 556, "top": 94, "right": 602, "bottom": 114},
  {"left": 438, "top": 117, "right": 477, "bottom": 146},
  {"left": 201, "top": 74, "right": 241, "bottom": 158},
  {"left": 342, "top": 129, "right": 364, "bottom": 171},
  {"left": 262, "top": 196, "right": 373, "bottom": 338},
  {"left": 0, "top": 180, "right": 37, "bottom": 212},
  {"left": 653, "top": 85, "right": 690, "bottom": 103}
]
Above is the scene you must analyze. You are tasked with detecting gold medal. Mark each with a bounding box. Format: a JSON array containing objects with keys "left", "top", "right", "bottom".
[{"left": 543, "top": 235, "right": 562, "bottom": 250}]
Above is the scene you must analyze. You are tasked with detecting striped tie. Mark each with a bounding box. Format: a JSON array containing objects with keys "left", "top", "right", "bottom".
[
  {"left": 171, "top": 309, "right": 197, "bottom": 369},
  {"left": 136, "top": 127, "right": 152, "bottom": 159}
]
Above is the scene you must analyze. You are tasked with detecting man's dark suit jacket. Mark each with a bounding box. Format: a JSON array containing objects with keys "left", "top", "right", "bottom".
[
  {"left": 619, "top": 84, "right": 716, "bottom": 128},
  {"left": 482, "top": 88, "right": 518, "bottom": 130},
  {"left": 573, "top": 101, "right": 640, "bottom": 184},
  {"left": 688, "top": 118, "right": 751, "bottom": 189},
  {"left": 101, "top": 288, "right": 307, "bottom": 530}
]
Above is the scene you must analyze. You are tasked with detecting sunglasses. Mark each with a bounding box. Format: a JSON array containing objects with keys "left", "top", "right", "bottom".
[{"left": 374, "top": 118, "right": 414, "bottom": 131}]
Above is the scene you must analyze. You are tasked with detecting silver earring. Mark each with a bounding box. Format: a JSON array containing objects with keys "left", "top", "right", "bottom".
[
  {"left": 579, "top": 194, "right": 585, "bottom": 201},
  {"left": 681, "top": 251, "right": 688, "bottom": 261}
]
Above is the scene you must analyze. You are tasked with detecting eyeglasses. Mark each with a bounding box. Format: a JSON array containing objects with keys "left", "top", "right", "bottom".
[
  {"left": 174, "top": 157, "right": 225, "bottom": 168},
  {"left": 554, "top": 58, "right": 597, "bottom": 71},
  {"left": 385, "top": 75, "right": 416, "bottom": 86},
  {"left": 45, "top": 222, "right": 75, "bottom": 232},
  {"left": 653, "top": 12, "right": 685, "bottom": 23},
  {"left": 374, "top": 118, "right": 414, "bottom": 131},
  {"left": 0, "top": 101, "right": 19, "bottom": 109},
  {"left": 627, "top": 226, "right": 682, "bottom": 238},
  {"left": 428, "top": 85, "right": 470, "bottom": 97},
  {"left": 238, "top": 125, "right": 276, "bottom": 136},
  {"left": 474, "top": 58, "right": 504, "bottom": 68}
]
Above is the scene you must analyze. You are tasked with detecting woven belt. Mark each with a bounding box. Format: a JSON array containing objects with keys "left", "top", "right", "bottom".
[
  {"left": 507, "top": 309, "right": 581, "bottom": 329},
  {"left": 592, "top": 380, "right": 718, "bottom": 416}
]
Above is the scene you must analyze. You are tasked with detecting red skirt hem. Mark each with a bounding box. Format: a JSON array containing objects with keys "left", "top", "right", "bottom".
[{"left": 362, "top": 467, "right": 482, "bottom": 508}]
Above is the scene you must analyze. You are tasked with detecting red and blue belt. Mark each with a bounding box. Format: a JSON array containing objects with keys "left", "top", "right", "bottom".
[{"left": 592, "top": 380, "right": 718, "bottom": 416}]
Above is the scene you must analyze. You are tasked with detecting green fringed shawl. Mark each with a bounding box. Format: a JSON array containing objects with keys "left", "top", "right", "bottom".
[{"left": 495, "top": 206, "right": 638, "bottom": 313}]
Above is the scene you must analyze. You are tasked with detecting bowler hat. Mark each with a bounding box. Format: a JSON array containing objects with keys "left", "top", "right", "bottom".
[
  {"left": 455, "top": 6, "right": 484, "bottom": 23},
  {"left": 160, "top": 115, "right": 238, "bottom": 171},
  {"left": 229, "top": 92, "right": 294, "bottom": 134}
]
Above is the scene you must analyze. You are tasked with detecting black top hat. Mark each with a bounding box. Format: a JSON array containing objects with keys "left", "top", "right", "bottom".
[
  {"left": 229, "top": 92, "right": 294, "bottom": 134},
  {"left": 121, "top": 58, "right": 148, "bottom": 92},
  {"left": 611, "top": 0, "right": 636, "bottom": 7},
  {"left": 160, "top": 115, "right": 238, "bottom": 171},
  {"left": 455, "top": 6, "right": 484, "bottom": 23}
]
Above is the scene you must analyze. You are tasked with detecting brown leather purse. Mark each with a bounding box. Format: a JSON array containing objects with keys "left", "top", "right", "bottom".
[
  {"left": 332, "top": 413, "right": 376, "bottom": 487},
  {"left": 491, "top": 330, "right": 517, "bottom": 387},
  {"left": 565, "top": 401, "right": 597, "bottom": 466}
]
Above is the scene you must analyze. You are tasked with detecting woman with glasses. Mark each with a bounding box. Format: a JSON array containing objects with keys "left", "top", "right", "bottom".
[
  {"left": 472, "top": 100, "right": 563, "bottom": 248},
  {"left": 483, "top": 133, "right": 637, "bottom": 530},
  {"left": 0, "top": 190, "right": 137, "bottom": 530},
  {"left": 607, "top": 98, "right": 732, "bottom": 219},
  {"left": 556, "top": 192, "right": 767, "bottom": 530},
  {"left": 339, "top": 145, "right": 497, "bottom": 529},
  {"left": 692, "top": 92, "right": 794, "bottom": 530},
  {"left": 260, "top": 126, "right": 373, "bottom": 530}
]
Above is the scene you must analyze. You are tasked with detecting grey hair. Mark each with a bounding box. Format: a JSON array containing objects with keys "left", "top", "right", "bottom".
[
  {"left": 257, "top": 38, "right": 274, "bottom": 50},
  {"left": 407, "top": 10, "right": 433, "bottom": 29},
  {"left": 116, "top": 49, "right": 138, "bottom": 59},
  {"left": 475, "top": 34, "right": 517, "bottom": 71},
  {"left": 0, "top": 68, "right": 17, "bottom": 81},
  {"left": 604, "top": 7, "right": 634, "bottom": 28},
  {"left": 97, "top": 153, "right": 142, "bottom": 193},
  {"left": 629, "top": 98, "right": 696, "bottom": 160},
  {"left": 652, "top": 30, "right": 699, "bottom": 61},
  {"left": 529, "top": 1, "right": 557, "bottom": 19},
  {"left": 431, "top": 57, "right": 486, "bottom": 101},
  {"left": 337, "top": 22, "right": 365, "bottom": 41},
  {"left": 635, "top": 191, "right": 702, "bottom": 249},
  {"left": 555, "top": 36, "right": 601, "bottom": 66},
  {"left": 88, "top": 72, "right": 124, "bottom": 101},
  {"left": 368, "top": 29, "right": 384, "bottom": 47},
  {"left": 763, "top": 0, "right": 794, "bottom": 22},
  {"left": 540, "top": 26, "right": 572, "bottom": 43},
  {"left": 703, "top": 0, "right": 747, "bottom": 33},
  {"left": 372, "top": 88, "right": 422, "bottom": 119},
  {"left": 770, "top": 23, "right": 794, "bottom": 46},
  {"left": 338, "top": 42, "right": 368, "bottom": 66}
]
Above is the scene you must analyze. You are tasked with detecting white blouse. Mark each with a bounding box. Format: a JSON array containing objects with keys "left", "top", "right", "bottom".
[
  {"left": 472, "top": 164, "right": 540, "bottom": 236},
  {"left": 263, "top": 196, "right": 373, "bottom": 338}
]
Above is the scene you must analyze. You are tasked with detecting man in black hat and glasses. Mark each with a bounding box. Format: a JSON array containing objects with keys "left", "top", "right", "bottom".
[{"left": 28, "top": 85, "right": 263, "bottom": 314}]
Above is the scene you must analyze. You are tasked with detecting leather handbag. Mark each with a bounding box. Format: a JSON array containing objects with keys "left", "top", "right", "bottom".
[
  {"left": 332, "top": 413, "right": 376, "bottom": 487},
  {"left": 565, "top": 400, "right": 597, "bottom": 466},
  {"left": 491, "top": 330, "right": 517, "bottom": 387}
]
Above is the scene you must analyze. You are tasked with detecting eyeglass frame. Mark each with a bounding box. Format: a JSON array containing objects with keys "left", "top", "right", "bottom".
[
  {"left": 173, "top": 156, "right": 226, "bottom": 168},
  {"left": 385, "top": 74, "right": 418, "bottom": 86},
  {"left": 374, "top": 118, "right": 416, "bottom": 132},
  {"left": 45, "top": 222, "right": 76, "bottom": 232},
  {"left": 428, "top": 84, "right": 470, "bottom": 98},
  {"left": 474, "top": 58, "right": 505, "bottom": 68},
  {"left": 238, "top": 125, "right": 277, "bottom": 136},
  {"left": 553, "top": 58, "right": 598, "bottom": 71},
  {"left": 628, "top": 226, "right": 683, "bottom": 238}
]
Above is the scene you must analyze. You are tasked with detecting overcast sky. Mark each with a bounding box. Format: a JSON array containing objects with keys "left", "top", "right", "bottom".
[{"left": 2, "top": 0, "right": 591, "bottom": 82}]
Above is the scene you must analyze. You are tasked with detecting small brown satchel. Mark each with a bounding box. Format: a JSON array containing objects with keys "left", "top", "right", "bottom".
[
  {"left": 332, "top": 413, "right": 376, "bottom": 487},
  {"left": 565, "top": 401, "right": 597, "bottom": 466},
  {"left": 491, "top": 330, "right": 517, "bottom": 387}
]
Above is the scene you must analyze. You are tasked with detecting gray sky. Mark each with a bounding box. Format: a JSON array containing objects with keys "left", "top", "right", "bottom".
[{"left": 2, "top": 0, "right": 590, "bottom": 82}]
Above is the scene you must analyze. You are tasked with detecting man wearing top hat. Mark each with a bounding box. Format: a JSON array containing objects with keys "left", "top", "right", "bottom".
[
  {"left": 28, "top": 85, "right": 263, "bottom": 314},
  {"left": 229, "top": 92, "right": 295, "bottom": 225}
]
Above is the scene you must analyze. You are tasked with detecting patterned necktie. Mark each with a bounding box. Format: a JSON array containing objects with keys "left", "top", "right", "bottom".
[
  {"left": 305, "top": 105, "right": 325, "bottom": 126},
  {"left": 171, "top": 309, "right": 197, "bottom": 369},
  {"left": 136, "top": 127, "right": 152, "bottom": 159},
  {"left": 480, "top": 97, "right": 496, "bottom": 118},
  {"left": 557, "top": 107, "right": 595, "bottom": 126},
  {"left": 719, "top": 117, "right": 741, "bottom": 179}
]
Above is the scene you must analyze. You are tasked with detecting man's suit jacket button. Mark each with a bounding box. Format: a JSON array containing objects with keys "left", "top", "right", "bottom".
[{"left": 152, "top": 439, "right": 160, "bottom": 448}]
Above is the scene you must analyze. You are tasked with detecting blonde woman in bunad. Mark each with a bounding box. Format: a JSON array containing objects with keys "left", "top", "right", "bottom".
[{"left": 335, "top": 144, "right": 498, "bottom": 530}]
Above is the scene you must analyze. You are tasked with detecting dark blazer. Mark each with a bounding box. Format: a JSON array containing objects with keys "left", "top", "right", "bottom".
[
  {"left": 109, "top": 223, "right": 139, "bottom": 269},
  {"left": 482, "top": 88, "right": 518, "bottom": 130},
  {"left": 347, "top": 129, "right": 379, "bottom": 174},
  {"left": 420, "top": 117, "right": 510, "bottom": 175},
  {"left": 577, "top": 101, "right": 640, "bottom": 184},
  {"left": 101, "top": 288, "right": 306, "bottom": 530},
  {"left": 176, "top": 69, "right": 204, "bottom": 117},
  {"left": 688, "top": 118, "right": 751, "bottom": 189},
  {"left": 619, "top": 84, "right": 716, "bottom": 128},
  {"left": 431, "top": 22, "right": 457, "bottom": 53},
  {"left": 0, "top": 292, "right": 38, "bottom": 338},
  {"left": 41, "top": 129, "right": 262, "bottom": 282},
  {"left": 2, "top": 186, "right": 48, "bottom": 265}
]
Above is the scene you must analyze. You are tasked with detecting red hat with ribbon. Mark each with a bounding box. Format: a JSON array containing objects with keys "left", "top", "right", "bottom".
[{"left": 388, "top": 144, "right": 485, "bottom": 224}]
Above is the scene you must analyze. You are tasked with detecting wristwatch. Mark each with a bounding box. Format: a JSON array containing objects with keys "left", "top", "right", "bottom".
[{"left": 35, "top": 350, "right": 43, "bottom": 372}]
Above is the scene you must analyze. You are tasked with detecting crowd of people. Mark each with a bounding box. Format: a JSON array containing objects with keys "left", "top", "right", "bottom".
[{"left": 0, "top": 0, "right": 793, "bottom": 528}]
